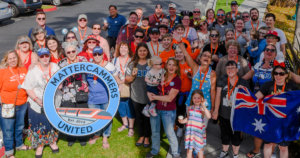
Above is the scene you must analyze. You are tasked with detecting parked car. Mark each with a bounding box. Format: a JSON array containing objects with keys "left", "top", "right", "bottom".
[
  {"left": 2, "top": 0, "right": 42, "bottom": 17},
  {"left": 0, "top": 1, "right": 12, "bottom": 22},
  {"left": 42, "top": 0, "right": 72, "bottom": 6}
]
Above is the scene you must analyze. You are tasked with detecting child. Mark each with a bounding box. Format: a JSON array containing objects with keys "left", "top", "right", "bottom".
[
  {"left": 141, "top": 17, "right": 150, "bottom": 39},
  {"left": 249, "top": 29, "right": 259, "bottom": 52},
  {"left": 179, "top": 89, "right": 211, "bottom": 158},
  {"left": 142, "top": 56, "right": 165, "bottom": 117}
]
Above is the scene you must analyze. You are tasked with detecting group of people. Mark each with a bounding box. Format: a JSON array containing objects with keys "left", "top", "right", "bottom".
[{"left": 0, "top": 1, "right": 300, "bottom": 158}]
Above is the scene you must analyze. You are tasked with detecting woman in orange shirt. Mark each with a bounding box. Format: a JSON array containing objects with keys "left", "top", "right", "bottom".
[{"left": 0, "top": 50, "right": 30, "bottom": 158}]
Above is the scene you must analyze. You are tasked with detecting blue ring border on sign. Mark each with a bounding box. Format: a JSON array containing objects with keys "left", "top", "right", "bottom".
[{"left": 43, "top": 62, "right": 120, "bottom": 136}]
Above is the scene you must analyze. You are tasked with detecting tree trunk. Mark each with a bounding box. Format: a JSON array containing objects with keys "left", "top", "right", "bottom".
[{"left": 293, "top": 0, "right": 300, "bottom": 51}]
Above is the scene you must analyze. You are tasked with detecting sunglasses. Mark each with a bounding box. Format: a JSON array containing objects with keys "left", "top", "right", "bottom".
[
  {"left": 66, "top": 50, "right": 76, "bottom": 54},
  {"left": 67, "top": 36, "right": 76, "bottom": 39},
  {"left": 154, "top": 63, "right": 162, "bottom": 65},
  {"left": 242, "top": 16, "right": 249, "bottom": 18},
  {"left": 93, "top": 27, "right": 101, "bottom": 30},
  {"left": 87, "top": 41, "right": 97, "bottom": 44},
  {"left": 93, "top": 53, "right": 103, "bottom": 56},
  {"left": 274, "top": 72, "right": 286, "bottom": 76},
  {"left": 37, "top": 18, "right": 46, "bottom": 21},
  {"left": 135, "top": 35, "right": 144, "bottom": 38},
  {"left": 265, "top": 48, "right": 276, "bottom": 53},
  {"left": 40, "top": 54, "right": 50, "bottom": 58},
  {"left": 193, "top": 11, "right": 200, "bottom": 13},
  {"left": 79, "top": 19, "right": 87, "bottom": 22},
  {"left": 217, "top": 14, "right": 225, "bottom": 16},
  {"left": 210, "top": 34, "right": 219, "bottom": 38}
]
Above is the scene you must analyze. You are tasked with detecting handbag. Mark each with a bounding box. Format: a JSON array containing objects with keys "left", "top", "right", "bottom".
[
  {"left": 1, "top": 88, "right": 20, "bottom": 118},
  {"left": 119, "top": 83, "right": 130, "bottom": 98},
  {"left": 75, "top": 91, "right": 89, "bottom": 103}
]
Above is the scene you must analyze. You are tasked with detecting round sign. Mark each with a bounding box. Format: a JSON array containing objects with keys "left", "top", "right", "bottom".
[{"left": 43, "top": 62, "right": 120, "bottom": 136}]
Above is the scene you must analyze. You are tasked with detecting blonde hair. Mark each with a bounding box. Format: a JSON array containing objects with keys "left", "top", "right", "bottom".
[
  {"left": 15, "top": 35, "right": 33, "bottom": 51},
  {"left": 0, "top": 50, "right": 22, "bottom": 68},
  {"left": 148, "top": 56, "right": 162, "bottom": 67}
]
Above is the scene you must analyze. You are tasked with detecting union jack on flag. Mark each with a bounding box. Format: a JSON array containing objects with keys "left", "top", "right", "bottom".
[{"left": 231, "top": 87, "right": 300, "bottom": 143}]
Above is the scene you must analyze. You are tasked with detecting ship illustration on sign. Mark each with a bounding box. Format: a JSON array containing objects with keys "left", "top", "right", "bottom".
[{"left": 56, "top": 108, "right": 112, "bottom": 125}]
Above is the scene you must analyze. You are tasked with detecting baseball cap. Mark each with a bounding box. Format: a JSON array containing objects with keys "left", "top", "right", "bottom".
[
  {"left": 37, "top": 48, "right": 50, "bottom": 57},
  {"left": 78, "top": 14, "right": 88, "bottom": 21},
  {"left": 148, "top": 27, "right": 160, "bottom": 34},
  {"left": 265, "top": 30, "right": 280, "bottom": 41},
  {"left": 93, "top": 46, "right": 103, "bottom": 55},
  {"left": 169, "top": 3, "right": 176, "bottom": 9},
  {"left": 231, "top": 1, "right": 238, "bottom": 5},
  {"left": 85, "top": 35, "right": 99, "bottom": 43}
]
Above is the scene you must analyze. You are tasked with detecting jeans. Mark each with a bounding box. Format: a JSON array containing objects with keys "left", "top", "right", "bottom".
[
  {"left": 118, "top": 98, "right": 135, "bottom": 119},
  {"left": 150, "top": 110, "right": 179, "bottom": 156},
  {"left": 88, "top": 103, "right": 112, "bottom": 137},
  {"left": 0, "top": 103, "right": 28, "bottom": 156}
]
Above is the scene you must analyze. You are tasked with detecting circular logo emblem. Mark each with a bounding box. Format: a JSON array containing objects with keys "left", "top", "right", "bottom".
[{"left": 43, "top": 62, "right": 120, "bottom": 136}]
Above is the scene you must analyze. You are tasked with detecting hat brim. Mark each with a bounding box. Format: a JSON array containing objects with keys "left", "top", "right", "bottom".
[
  {"left": 265, "top": 34, "right": 280, "bottom": 42},
  {"left": 84, "top": 38, "right": 99, "bottom": 43}
]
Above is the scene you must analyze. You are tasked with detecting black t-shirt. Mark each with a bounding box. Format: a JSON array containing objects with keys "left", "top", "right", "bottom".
[
  {"left": 259, "top": 80, "right": 299, "bottom": 96},
  {"left": 203, "top": 43, "right": 227, "bottom": 70},
  {"left": 217, "top": 76, "right": 249, "bottom": 119}
]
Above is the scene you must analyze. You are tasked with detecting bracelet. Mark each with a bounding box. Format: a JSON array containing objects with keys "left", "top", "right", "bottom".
[{"left": 33, "top": 97, "right": 38, "bottom": 102}]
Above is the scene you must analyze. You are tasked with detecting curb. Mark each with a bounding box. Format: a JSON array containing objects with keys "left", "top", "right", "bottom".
[{"left": 37, "top": 5, "right": 57, "bottom": 12}]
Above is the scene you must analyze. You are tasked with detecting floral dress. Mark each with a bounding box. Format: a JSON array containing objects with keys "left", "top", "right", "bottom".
[{"left": 185, "top": 105, "right": 206, "bottom": 154}]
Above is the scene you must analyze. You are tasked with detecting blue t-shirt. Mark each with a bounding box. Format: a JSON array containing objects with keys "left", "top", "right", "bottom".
[
  {"left": 167, "top": 15, "right": 181, "bottom": 30},
  {"left": 107, "top": 14, "right": 127, "bottom": 37},
  {"left": 28, "top": 25, "right": 56, "bottom": 37},
  {"left": 87, "top": 74, "right": 109, "bottom": 105},
  {"left": 252, "top": 62, "right": 273, "bottom": 92}
]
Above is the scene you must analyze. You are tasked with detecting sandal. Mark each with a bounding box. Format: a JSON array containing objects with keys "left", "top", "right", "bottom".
[
  {"left": 118, "top": 125, "right": 128, "bottom": 132},
  {"left": 246, "top": 151, "right": 261, "bottom": 158},
  {"left": 102, "top": 141, "right": 110, "bottom": 149},
  {"left": 128, "top": 128, "right": 134, "bottom": 137},
  {"left": 16, "top": 145, "right": 32, "bottom": 151}
]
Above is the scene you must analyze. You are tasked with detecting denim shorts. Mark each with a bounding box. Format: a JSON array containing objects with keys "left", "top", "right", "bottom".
[{"left": 146, "top": 85, "right": 159, "bottom": 95}]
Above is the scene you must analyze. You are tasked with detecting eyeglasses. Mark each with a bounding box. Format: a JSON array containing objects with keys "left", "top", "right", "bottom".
[
  {"left": 154, "top": 63, "right": 162, "bottom": 65},
  {"left": 242, "top": 16, "right": 249, "bottom": 18},
  {"left": 210, "top": 34, "right": 219, "bottom": 38},
  {"left": 40, "top": 54, "right": 50, "bottom": 58},
  {"left": 37, "top": 18, "right": 46, "bottom": 21},
  {"left": 274, "top": 72, "right": 286, "bottom": 76},
  {"left": 193, "top": 11, "right": 200, "bottom": 13},
  {"left": 93, "top": 53, "right": 103, "bottom": 56},
  {"left": 93, "top": 27, "right": 101, "bottom": 30},
  {"left": 79, "top": 19, "right": 87, "bottom": 22},
  {"left": 67, "top": 36, "right": 76, "bottom": 39},
  {"left": 217, "top": 14, "right": 225, "bottom": 16},
  {"left": 66, "top": 50, "right": 76, "bottom": 54},
  {"left": 87, "top": 41, "right": 97, "bottom": 44},
  {"left": 265, "top": 48, "right": 276, "bottom": 53},
  {"left": 135, "top": 35, "right": 144, "bottom": 38}
]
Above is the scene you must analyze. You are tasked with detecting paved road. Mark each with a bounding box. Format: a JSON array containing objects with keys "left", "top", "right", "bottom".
[{"left": 0, "top": 0, "right": 200, "bottom": 58}]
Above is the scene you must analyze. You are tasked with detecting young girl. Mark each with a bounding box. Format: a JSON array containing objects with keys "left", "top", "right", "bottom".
[
  {"left": 249, "top": 29, "right": 259, "bottom": 52},
  {"left": 142, "top": 56, "right": 165, "bottom": 117},
  {"left": 179, "top": 89, "right": 211, "bottom": 158}
]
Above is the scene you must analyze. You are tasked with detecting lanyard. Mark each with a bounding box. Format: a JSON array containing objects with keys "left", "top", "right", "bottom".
[
  {"left": 208, "top": 18, "right": 214, "bottom": 24},
  {"left": 38, "top": 64, "right": 52, "bottom": 82},
  {"left": 126, "top": 25, "right": 137, "bottom": 41},
  {"left": 234, "top": 31, "right": 241, "bottom": 40},
  {"left": 78, "top": 26, "right": 87, "bottom": 42},
  {"left": 17, "top": 50, "right": 30, "bottom": 65},
  {"left": 67, "top": 57, "right": 78, "bottom": 64},
  {"left": 210, "top": 44, "right": 218, "bottom": 55},
  {"left": 150, "top": 41, "right": 159, "bottom": 56},
  {"left": 274, "top": 82, "right": 286, "bottom": 94},
  {"left": 9, "top": 67, "right": 21, "bottom": 85},
  {"left": 154, "top": 14, "right": 164, "bottom": 23},
  {"left": 162, "top": 74, "right": 176, "bottom": 95},
  {"left": 169, "top": 15, "right": 176, "bottom": 28},
  {"left": 37, "top": 41, "right": 45, "bottom": 49},
  {"left": 184, "top": 27, "right": 190, "bottom": 38},
  {"left": 119, "top": 56, "right": 129, "bottom": 75},
  {"left": 251, "top": 20, "right": 259, "bottom": 31},
  {"left": 198, "top": 67, "right": 208, "bottom": 90},
  {"left": 93, "top": 60, "right": 105, "bottom": 81},
  {"left": 227, "top": 76, "right": 239, "bottom": 100},
  {"left": 231, "top": 10, "right": 238, "bottom": 20}
]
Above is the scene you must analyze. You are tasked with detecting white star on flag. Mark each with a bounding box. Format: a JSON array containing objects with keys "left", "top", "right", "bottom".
[
  {"left": 252, "top": 118, "right": 266, "bottom": 134},
  {"left": 297, "top": 106, "right": 300, "bottom": 114}
]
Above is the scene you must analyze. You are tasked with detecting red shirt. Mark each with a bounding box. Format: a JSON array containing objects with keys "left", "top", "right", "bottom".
[{"left": 156, "top": 75, "right": 181, "bottom": 111}]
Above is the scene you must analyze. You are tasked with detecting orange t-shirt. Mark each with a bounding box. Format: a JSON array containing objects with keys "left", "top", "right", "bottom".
[
  {"left": 172, "top": 38, "right": 198, "bottom": 60},
  {"left": 159, "top": 49, "right": 175, "bottom": 68},
  {"left": 179, "top": 62, "right": 193, "bottom": 92},
  {"left": 0, "top": 67, "right": 28, "bottom": 105}
]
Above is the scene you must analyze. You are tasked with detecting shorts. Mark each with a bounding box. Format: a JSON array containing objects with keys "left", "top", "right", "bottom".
[{"left": 146, "top": 85, "right": 159, "bottom": 95}]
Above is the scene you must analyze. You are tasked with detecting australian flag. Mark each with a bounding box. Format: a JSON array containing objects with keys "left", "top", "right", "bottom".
[{"left": 231, "top": 87, "right": 300, "bottom": 143}]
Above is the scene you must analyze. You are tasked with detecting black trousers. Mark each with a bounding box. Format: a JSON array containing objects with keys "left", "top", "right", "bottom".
[
  {"left": 219, "top": 116, "right": 242, "bottom": 146},
  {"left": 132, "top": 100, "right": 151, "bottom": 138},
  {"left": 107, "top": 36, "right": 117, "bottom": 50}
]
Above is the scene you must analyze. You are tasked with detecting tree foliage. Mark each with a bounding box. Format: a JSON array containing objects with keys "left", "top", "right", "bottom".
[{"left": 270, "top": 0, "right": 297, "bottom": 7}]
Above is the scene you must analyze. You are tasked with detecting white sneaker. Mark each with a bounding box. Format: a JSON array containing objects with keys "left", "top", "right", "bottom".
[
  {"left": 218, "top": 151, "right": 229, "bottom": 158},
  {"left": 176, "top": 127, "right": 183, "bottom": 137},
  {"left": 142, "top": 104, "right": 150, "bottom": 117},
  {"left": 233, "top": 155, "right": 238, "bottom": 158}
]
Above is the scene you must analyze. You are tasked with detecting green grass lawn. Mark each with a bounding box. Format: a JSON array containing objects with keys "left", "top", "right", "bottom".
[
  {"left": 215, "top": 0, "right": 245, "bottom": 13},
  {"left": 15, "top": 118, "right": 169, "bottom": 158}
]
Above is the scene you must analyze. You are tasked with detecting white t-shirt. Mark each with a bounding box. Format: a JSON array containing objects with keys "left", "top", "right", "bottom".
[
  {"left": 146, "top": 42, "right": 164, "bottom": 57},
  {"left": 259, "top": 42, "right": 285, "bottom": 62},
  {"left": 112, "top": 57, "right": 131, "bottom": 81},
  {"left": 197, "top": 31, "right": 210, "bottom": 45}
]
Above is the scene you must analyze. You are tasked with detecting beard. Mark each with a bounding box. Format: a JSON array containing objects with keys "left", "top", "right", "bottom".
[{"left": 251, "top": 16, "right": 258, "bottom": 21}]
